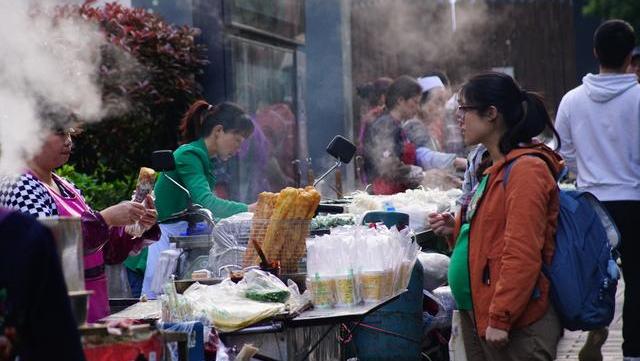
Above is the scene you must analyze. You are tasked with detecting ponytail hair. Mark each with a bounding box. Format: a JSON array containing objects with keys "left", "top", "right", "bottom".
[
  {"left": 460, "top": 72, "right": 561, "bottom": 155},
  {"left": 179, "top": 100, "right": 254, "bottom": 144}
]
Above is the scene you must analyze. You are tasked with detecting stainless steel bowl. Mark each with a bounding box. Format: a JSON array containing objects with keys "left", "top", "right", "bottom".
[
  {"left": 38, "top": 216, "right": 85, "bottom": 292},
  {"left": 68, "top": 290, "right": 92, "bottom": 326}
]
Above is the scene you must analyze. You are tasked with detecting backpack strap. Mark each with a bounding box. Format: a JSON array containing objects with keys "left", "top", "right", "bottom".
[
  {"left": 501, "top": 154, "right": 561, "bottom": 300},
  {"left": 502, "top": 154, "right": 566, "bottom": 188}
]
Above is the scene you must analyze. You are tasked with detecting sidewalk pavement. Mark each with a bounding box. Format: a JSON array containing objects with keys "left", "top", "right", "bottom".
[{"left": 555, "top": 280, "right": 624, "bottom": 360}]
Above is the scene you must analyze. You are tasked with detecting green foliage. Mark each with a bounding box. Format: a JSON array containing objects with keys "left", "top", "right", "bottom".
[
  {"left": 583, "top": 0, "right": 640, "bottom": 29},
  {"left": 57, "top": 1, "right": 209, "bottom": 180},
  {"left": 56, "top": 164, "right": 135, "bottom": 211}
]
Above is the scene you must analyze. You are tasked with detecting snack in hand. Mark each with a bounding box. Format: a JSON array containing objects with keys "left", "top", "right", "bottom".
[
  {"left": 133, "top": 167, "right": 157, "bottom": 203},
  {"left": 125, "top": 167, "right": 157, "bottom": 237}
]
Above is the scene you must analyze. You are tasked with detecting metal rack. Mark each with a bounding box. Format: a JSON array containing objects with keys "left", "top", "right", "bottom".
[{"left": 168, "top": 234, "right": 213, "bottom": 280}]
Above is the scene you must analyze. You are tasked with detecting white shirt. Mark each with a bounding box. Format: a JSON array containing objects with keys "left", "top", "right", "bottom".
[{"left": 555, "top": 73, "right": 640, "bottom": 201}]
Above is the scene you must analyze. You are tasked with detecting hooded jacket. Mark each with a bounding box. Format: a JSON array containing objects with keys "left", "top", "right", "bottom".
[
  {"left": 555, "top": 73, "right": 640, "bottom": 201},
  {"left": 455, "top": 144, "right": 564, "bottom": 336}
]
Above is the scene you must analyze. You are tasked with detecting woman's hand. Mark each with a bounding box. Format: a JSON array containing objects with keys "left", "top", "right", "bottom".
[
  {"left": 453, "top": 157, "right": 468, "bottom": 171},
  {"left": 139, "top": 195, "right": 158, "bottom": 230},
  {"left": 485, "top": 326, "right": 509, "bottom": 348},
  {"left": 100, "top": 201, "right": 146, "bottom": 227},
  {"left": 428, "top": 212, "right": 455, "bottom": 236}
]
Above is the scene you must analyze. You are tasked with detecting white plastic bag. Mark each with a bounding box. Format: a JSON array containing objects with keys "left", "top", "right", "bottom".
[
  {"left": 449, "top": 310, "right": 468, "bottom": 361},
  {"left": 150, "top": 249, "right": 181, "bottom": 295}
]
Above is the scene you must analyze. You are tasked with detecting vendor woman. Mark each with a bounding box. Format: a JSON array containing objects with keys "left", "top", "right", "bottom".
[
  {"left": 363, "top": 75, "right": 423, "bottom": 194},
  {"left": 0, "top": 109, "right": 160, "bottom": 322},
  {"left": 142, "top": 100, "right": 255, "bottom": 298}
]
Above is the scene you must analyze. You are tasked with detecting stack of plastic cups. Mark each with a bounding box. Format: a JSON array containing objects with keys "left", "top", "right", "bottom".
[
  {"left": 334, "top": 233, "right": 358, "bottom": 307},
  {"left": 306, "top": 236, "right": 336, "bottom": 308}
]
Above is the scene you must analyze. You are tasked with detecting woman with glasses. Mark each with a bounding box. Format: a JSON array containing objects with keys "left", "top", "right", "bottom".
[
  {"left": 441, "top": 72, "right": 565, "bottom": 360},
  {"left": 0, "top": 109, "right": 160, "bottom": 323}
]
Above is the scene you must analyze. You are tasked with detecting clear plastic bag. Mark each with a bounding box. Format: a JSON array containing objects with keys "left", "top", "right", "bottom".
[
  {"left": 239, "top": 269, "right": 291, "bottom": 303},
  {"left": 449, "top": 310, "right": 468, "bottom": 361},
  {"left": 417, "top": 252, "right": 451, "bottom": 292},
  {"left": 161, "top": 278, "right": 194, "bottom": 322},
  {"left": 305, "top": 225, "right": 419, "bottom": 308},
  {"left": 182, "top": 280, "right": 285, "bottom": 332},
  {"left": 209, "top": 213, "right": 253, "bottom": 276},
  {"left": 423, "top": 287, "right": 455, "bottom": 333},
  {"left": 125, "top": 170, "right": 157, "bottom": 238},
  {"left": 151, "top": 249, "right": 181, "bottom": 297}
]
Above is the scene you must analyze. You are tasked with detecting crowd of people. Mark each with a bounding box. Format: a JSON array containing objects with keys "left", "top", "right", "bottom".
[
  {"left": 424, "top": 19, "right": 638, "bottom": 361},
  {"left": 357, "top": 18, "right": 639, "bottom": 361},
  {"left": 0, "top": 14, "right": 638, "bottom": 361}
]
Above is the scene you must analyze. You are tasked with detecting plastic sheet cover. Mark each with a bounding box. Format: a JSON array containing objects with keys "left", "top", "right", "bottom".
[{"left": 181, "top": 270, "right": 308, "bottom": 333}]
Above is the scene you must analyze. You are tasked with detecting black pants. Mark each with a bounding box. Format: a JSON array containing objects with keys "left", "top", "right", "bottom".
[{"left": 603, "top": 201, "right": 640, "bottom": 357}]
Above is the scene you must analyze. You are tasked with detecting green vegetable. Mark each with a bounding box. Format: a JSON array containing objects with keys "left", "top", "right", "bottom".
[{"left": 245, "top": 289, "right": 290, "bottom": 303}]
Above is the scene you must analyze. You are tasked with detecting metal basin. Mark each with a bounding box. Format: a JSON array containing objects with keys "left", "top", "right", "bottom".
[
  {"left": 68, "top": 290, "right": 92, "bottom": 326},
  {"left": 39, "top": 216, "right": 85, "bottom": 293}
]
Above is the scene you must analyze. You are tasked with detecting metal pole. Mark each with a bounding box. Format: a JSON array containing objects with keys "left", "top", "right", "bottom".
[{"left": 313, "top": 160, "right": 342, "bottom": 187}]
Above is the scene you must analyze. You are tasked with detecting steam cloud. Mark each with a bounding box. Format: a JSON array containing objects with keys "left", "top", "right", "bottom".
[
  {"left": 0, "top": 1, "right": 113, "bottom": 175},
  {"left": 352, "top": 0, "right": 498, "bottom": 87}
]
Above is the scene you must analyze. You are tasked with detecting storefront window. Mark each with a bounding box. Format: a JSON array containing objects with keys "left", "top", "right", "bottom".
[
  {"left": 226, "top": 36, "right": 298, "bottom": 202},
  {"left": 228, "top": 0, "right": 305, "bottom": 43}
]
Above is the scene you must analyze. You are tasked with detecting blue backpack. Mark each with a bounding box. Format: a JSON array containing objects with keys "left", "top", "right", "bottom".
[{"left": 504, "top": 156, "right": 620, "bottom": 331}]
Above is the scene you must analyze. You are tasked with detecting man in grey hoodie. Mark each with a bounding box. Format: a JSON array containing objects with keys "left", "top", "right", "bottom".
[{"left": 556, "top": 20, "right": 640, "bottom": 361}]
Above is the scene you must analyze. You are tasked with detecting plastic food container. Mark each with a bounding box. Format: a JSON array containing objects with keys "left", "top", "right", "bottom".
[
  {"left": 359, "top": 271, "right": 385, "bottom": 303},
  {"left": 334, "top": 272, "right": 358, "bottom": 307},
  {"left": 307, "top": 275, "right": 336, "bottom": 308}
]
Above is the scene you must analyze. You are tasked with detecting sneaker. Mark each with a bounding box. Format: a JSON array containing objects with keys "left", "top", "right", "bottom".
[{"left": 578, "top": 328, "right": 609, "bottom": 361}]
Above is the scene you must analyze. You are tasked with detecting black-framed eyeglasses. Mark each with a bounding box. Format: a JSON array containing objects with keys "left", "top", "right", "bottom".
[
  {"left": 456, "top": 104, "right": 479, "bottom": 118},
  {"left": 457, "top": 105, "right": 479, "bottom": 112}
]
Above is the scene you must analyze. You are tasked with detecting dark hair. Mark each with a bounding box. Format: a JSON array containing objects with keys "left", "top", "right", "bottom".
[
  {"left": 385, "top": 75, "right": 422, "bottom": 110},
  {"left": 594, "top": 19, "right": 636, "bottom": 69},
  {"left": 36, "top": 98, "right": 77, "bottom": 130},
  {"left": 356, "top": 77, "right": 393, "bottom": 107},
  {"left": 460, "top": 72, "right": 561, "bottom": 156},
  {"left": 179, "top": 100, "right": 253, "bottom": 144}
]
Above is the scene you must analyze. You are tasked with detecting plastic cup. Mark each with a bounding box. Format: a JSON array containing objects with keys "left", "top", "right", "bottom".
[
  {"left": 359, "top": 271, "right": 385, "bottom": 303},
  {"left": 307, "top": 275, "right": 336, "bottom": 308},
  {"left": 381, "top": 269, "right": 394, "bottom": 298},
  {"left": 334, "top": 272, "right": 357, "bottom": 307}
]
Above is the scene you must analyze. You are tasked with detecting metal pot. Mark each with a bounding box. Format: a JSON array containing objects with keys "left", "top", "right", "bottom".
[
  {"left": 38, "top": 216, "right": 85, "bottom": 293},
  {"left": 68, "top": 290, "right": 92, "bottom": 326}
]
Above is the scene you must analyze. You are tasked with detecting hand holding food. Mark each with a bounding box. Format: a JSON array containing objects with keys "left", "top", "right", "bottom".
[
  {"left": 139, "top": 194, "right": 158, "bottom": 231},
  {"left": 100, "top": 201, "right": 146, "bottom": 227},
  {"left": 126, "top": 167, "right": 158, "bottom": 236},
  {"left": 428, "top": 212, "right": 455, "bottom": 236}
]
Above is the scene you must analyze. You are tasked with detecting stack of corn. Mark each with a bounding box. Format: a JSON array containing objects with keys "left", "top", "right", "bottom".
[{"left": 244, "top": 187, "right": 321, "bottom": 273}]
